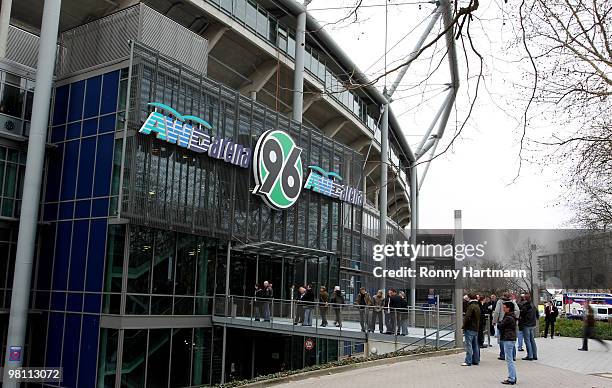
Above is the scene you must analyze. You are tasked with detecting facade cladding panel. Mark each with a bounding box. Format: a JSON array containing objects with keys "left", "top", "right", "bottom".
[{"left": 31, "top": 69, "right": 122, "bottom": 387}]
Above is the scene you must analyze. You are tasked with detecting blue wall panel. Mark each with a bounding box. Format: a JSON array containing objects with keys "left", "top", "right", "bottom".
[
  {"left": 60, "top": 141, "right": 79, "bottom": 201},
  {"left": 93, "top": 134, "right": 114, "bottom": 197},
  {"left": 45, "top": 143, "right": 64, "bottom": 202},
  {"left": 77, "top": 137, "right": 96, "bottom": 199},
  {"left": 100, "top": 71, "right": 119, "bottom": 114},
  {"left": 52, "top": 85, "right": 69, "bottom": 125},
  {"left": 78, "top": 315, "right": 100, "bottom": 387},
  {"left": 68, "top": 80, "right": 85, "bottom": 122},
  {"left": 62, "top": 314, "right": 81, "bottom": 388},
  {"left": 45, "top": 312, "right": 64, "bottom": 368},
  {"left": 84, "top": 75, "right": 102, "bottom": 119}
]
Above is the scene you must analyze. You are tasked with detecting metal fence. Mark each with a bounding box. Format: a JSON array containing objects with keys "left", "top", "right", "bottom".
[{"left": 212, "top": 294, "right": 456, "bottom": 348}]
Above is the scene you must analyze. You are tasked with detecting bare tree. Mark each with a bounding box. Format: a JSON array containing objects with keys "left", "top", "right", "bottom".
[
  {"left": 506, "top": 239, "right": 540, "bottom": 298},
  {"left": 514, "top": 1, "right": 612, "bottom": 227},
  {"left": 463, "top": 256, "right": 513, "bottom": 295}
]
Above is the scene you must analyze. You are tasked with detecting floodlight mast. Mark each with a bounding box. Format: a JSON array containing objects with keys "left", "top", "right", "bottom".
[{"left": 379, "top": 0, "right": 460, "bottom": 326}]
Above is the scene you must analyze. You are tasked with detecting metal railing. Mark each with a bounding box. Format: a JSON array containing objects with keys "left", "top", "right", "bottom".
[{"left": 212, "top": 294, "right": 456, "bottom": 347}]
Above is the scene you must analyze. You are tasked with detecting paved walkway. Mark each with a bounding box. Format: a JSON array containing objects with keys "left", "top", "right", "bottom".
[{"left": 275, "top": 337, "right": 612, "bottom": 387}]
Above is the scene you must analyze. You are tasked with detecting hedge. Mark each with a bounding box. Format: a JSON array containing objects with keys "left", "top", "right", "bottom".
[{"left": 539, "top": 317, "right": 612, "bottom": 340}]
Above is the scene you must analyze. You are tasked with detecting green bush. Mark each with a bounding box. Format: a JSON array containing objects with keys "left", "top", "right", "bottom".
[
  {"left": 211, "top": 345, "right": 439, "bottom": 388},
  {"left": 539, "top": 317, "right": 612, "bottom": 340}
]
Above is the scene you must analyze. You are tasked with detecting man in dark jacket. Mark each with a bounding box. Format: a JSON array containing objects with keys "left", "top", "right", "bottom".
[
  {"left": 499, "top": 301, "right": 517, "bottom": 385},
  {"left": 262, "top": 281, "right": 272, "bottom": 322},
  {"left": 294, "top": 286, "right": 306, "bottom": 325},
  {"left": 519, "top": 294, "right": 538, "bottom": 361},
  {"left": 254, "top": 284, "right": 264, "bottom": 321},
  {"left": 478, "top": 296, "right": 488, "bottom": 348},
  {"left": 303, "top": 284, "right": 315, "bottom": 326},
  {"left": 461, "top": 293, "right": 481, "bottom": 366},
  {"left": 330, "top": 286, "right": 344, "bottom": 327},
  {"left": 384, "top": 289, "right": 402, "bottom": 334},
  {"left": 544, "top": 301, "right": 558, "bottom": 338},
  {"left": 355, "top": 287, "right": 372, "bottom": 332},
  {"left": 319, "top": 286, "right": 329, "bottom": 327}
]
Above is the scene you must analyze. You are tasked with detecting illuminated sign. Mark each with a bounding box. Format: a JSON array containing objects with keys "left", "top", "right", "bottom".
[
  {"left": 304, "top": 166, "right": 364, "bottom": 206},
  {"left": 139, "top": 102, "right": 252, "bottom": 168}
]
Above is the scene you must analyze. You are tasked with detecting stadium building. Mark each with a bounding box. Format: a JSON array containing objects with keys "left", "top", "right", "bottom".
[{"left": 0, "top": 0, "right": 455, "bottom": 385}]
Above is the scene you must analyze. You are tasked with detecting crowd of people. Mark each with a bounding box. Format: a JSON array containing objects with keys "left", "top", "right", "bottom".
[
  {"left": 462, "top": 291, "right": 543, "bottom": 385},
  {"left": 254, "top": 285, "right": 417, "bottom": 335},
  {"left": 462, "top": 291, "right": 610, "bottom": 385}
]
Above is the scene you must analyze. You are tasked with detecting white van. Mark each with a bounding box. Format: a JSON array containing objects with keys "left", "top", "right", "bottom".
[{"left": 592, "top": 304, "right": 612, "bottom": 321}]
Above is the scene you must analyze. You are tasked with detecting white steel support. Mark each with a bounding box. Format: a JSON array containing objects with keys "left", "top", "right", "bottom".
[
  {"left": 381, "top": 1, "right": 442, "bottom": 308},
  {"left": 291, "top": 0, "right": 312, "bottom": 123},
  {"left": 386, "top": 5, "right": 442, "bottom": 98},
  {"left": 3, "top": 0, "right": 62, "bottom": 383},
  {"left": 379, "top": 100, "right": 389, "bottom": 292},
  {"left": 0, "top": 0, "right": 12, "bottom": 58}
]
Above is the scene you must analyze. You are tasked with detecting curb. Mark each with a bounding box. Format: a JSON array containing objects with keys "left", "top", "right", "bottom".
[{"left": 239, "top": 348, "right": 463, "bottom": 387}]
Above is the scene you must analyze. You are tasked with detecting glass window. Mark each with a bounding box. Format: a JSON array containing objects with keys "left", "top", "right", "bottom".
[
  {"left": 220, "top": 0, "right": 232, "bottom": 13},
  {"left": 103, "top": 224, "right": 125, "bottom": 314},
  {"left": 151, "top": 230, "right": 175, "bottom": 315},
  {"left": 0, "top": 84, "right": 24, "bottom": 117},
  {"left": 233, "top": 0, "right": 246, "bottom": 21},
  {"left": 169, "top": 329, "right": 193, "bottom": 387},
  {"left": 120, "top": 329, "right": 147, "bottom": 387},
  {"left": 146, "top": 329, "right": 171, "bottom": 387},
  {"left": 288, "top": 34, "right": 296, "bottom": 58},
  {"left": 245, "top": 1, "right": 257, "bottom": 29},
  {"left": 257, "top": 9, "right": 268, "bottom": 37},
  {"left": 127, "top": 225, "right": 153, "bottom": 314},
  {"left": 97, "top": 328, "right": 119, "bottom": 388}
]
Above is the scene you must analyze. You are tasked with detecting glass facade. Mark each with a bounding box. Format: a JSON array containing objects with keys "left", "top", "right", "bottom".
[
  {"left": 97, "top": 327, "right": 212, "bottom": 388},
  {"left": 0, "top": 24, "right": 412, "bottom": 387}
]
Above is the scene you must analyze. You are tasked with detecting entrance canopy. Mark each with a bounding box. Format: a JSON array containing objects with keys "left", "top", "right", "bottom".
[{"left": 232, "top": 241, "right": 335, "bottom": 259}]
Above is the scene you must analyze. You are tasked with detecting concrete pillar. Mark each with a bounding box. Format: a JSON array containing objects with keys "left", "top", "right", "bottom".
[
  {"left": 454, "top": 209, "right": 464, "bottom": 348},
  {"left": 0, "top": 0, "right": 12, "bottom": 58},
  {"left": 287, "top": 92, "right": 320, "bottom": 116},
  {"left": 203, "top": 23, "right": 229, "bottom": 52},
  {"left": 239, "top": 59, "right": 278, "bottom": 95},
  {"left": 4, "top": 0, "right": 62, "bottom": 381},
  {"left": 349, "top": 137, "right": 371, "bottom": 152},
  {"left": 323, "top": 117, "right": 349, "bottom": 138}
]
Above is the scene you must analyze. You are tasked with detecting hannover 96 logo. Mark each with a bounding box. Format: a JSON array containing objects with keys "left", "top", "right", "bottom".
[{"left": 253, "top": 130, "right": 303, "bottom": 209}]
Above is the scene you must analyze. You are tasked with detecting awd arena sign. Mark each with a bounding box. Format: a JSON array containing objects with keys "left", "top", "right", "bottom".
[
  {"left": 304, "top": 166, "right": 364, "bottom": 206},
  {"left": 139, "top": 102, "right": 252, "bottom": 168},
  {"left": 139, "top": 104, "right": 365, "bottom": 209},
  {"left": 252, "top": 130, "right": 304, "bottom": 209}
]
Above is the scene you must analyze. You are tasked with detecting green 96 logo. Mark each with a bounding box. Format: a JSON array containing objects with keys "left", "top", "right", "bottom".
[{"left": 253, "top": 130, "right": 303, "bottom": 209}]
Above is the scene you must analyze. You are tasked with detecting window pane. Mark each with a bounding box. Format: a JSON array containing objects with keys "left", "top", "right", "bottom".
[
  {"left": 0, "top": 84, "right": 24, "bottom": 117},
  {"left": 97, "top": 328, "right": 119, "bottom": 388},
  {"left": 120, "top": 329, "right": 147, "bottom": 387},
  {"left": 146, "top": 329, "right": 171, "bottom": 388}
]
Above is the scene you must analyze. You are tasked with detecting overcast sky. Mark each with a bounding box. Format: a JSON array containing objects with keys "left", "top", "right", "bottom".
[{"left": 309, "top": 0, "right": 572, "bottom": 230}]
